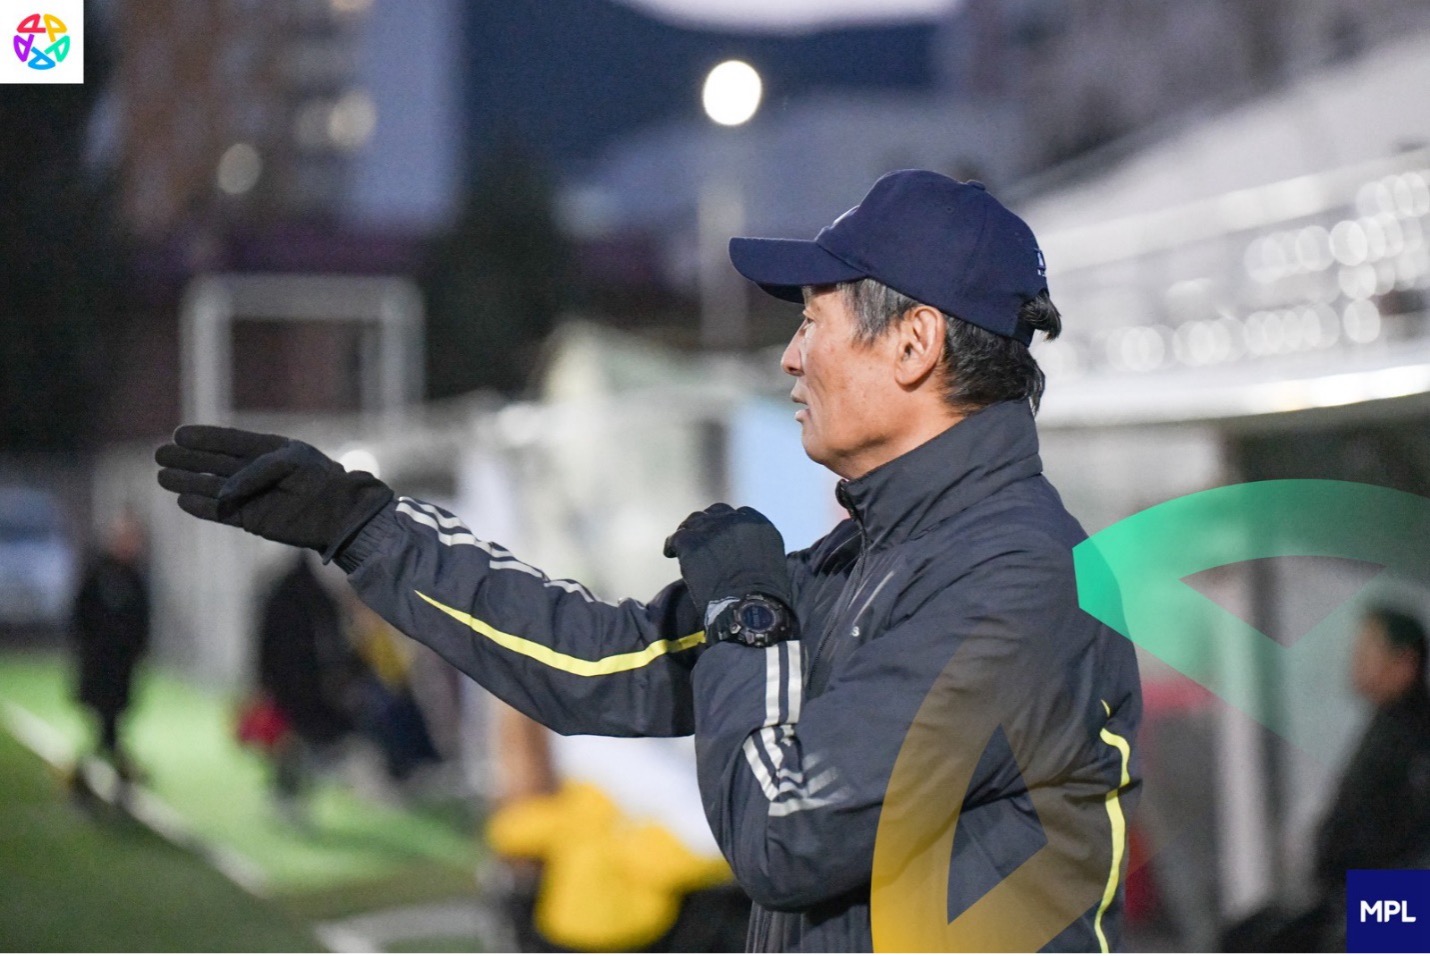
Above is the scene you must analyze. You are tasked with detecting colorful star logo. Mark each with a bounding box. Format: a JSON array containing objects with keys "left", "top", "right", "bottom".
[{"left": 13, "top": 13, "right": 70, "bottom": 71}]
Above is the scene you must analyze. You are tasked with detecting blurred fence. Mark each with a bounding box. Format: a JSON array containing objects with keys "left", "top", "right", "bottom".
[{"left": 1037, "top": 148, "right": 1430, "bottom": 427}]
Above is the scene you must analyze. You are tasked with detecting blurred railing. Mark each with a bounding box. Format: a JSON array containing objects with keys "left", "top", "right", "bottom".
[{"left": 1035, "top": 149, "right": 1430, "bottom": 425}]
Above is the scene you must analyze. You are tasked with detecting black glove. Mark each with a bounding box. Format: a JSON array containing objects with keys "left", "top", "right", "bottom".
[
  {"left": 155, "top": 425, "right": 393, "bottom": 562},
  {"left": 663, "top": 503, "right": 792, "bottom": 611}
]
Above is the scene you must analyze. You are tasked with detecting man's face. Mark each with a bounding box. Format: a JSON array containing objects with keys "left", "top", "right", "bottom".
[{"left": 780, "top": 286, "right": 902, "bottom": 479}]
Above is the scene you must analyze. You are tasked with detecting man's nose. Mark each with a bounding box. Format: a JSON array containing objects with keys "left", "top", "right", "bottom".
[{"left": 780, "top": 332, "right": 802, "bottom": 377}]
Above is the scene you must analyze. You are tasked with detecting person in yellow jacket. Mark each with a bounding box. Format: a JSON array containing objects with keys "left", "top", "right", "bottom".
[{"left": 486, "top": 704, "right": 749, "bottom": 952}]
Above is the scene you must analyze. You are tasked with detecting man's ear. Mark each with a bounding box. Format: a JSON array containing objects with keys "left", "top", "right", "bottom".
[{"left": 892, "top": 304, "right": 945, "bottom": 388}]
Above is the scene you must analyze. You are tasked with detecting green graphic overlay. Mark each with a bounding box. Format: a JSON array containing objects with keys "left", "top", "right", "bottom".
[{"left": 1074, "top": 479, "right": 1430, "bottom": 763}]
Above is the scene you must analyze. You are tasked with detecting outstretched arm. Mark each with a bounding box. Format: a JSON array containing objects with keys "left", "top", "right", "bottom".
[
  {"left": 340, "top": 497, "right": 704, "bottom": 737},
  {"left": 156, "top": 425, "right": 705, "bottom": 737}
]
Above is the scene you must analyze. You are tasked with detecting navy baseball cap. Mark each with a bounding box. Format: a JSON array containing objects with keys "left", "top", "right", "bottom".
[{"left": 728, "top": 170, "right": 1048, "bottom": 345}]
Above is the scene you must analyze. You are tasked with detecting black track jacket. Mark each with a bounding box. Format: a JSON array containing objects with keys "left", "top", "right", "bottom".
[{"left": 336, "top": 400, "right": 1142, "bottom": 952}]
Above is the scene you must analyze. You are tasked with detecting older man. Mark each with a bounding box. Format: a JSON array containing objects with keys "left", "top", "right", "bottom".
[{"left": 157, "top": 170, "right": 1140, "bottom": 952}]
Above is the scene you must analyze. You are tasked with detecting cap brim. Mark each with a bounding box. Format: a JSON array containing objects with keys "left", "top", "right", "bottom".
[{"left": 728, "top": 238, "right": 865, "bottom": 304}]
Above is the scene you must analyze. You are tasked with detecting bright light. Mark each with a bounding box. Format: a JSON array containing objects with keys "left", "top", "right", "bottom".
[
  {"left": 1303, "top": 364, "right": 1430, "bottom": 408},
  {"left": 1294, "top": 226, "right": 1332, "bottom": 272},
  {"left": 1330, "top": 220, "right": 1368, "bottom": 266},
  {"left": 338, "top": 448, "right": 380, "bottom": 479},
  {"left": 1338, "top": 264, "right": 1376, "bottom": 300},
  {"left": 294, "top": 92, "right": 378, "bottom": 151},
  {"left": 216, "top": 143, "right": 262, "bottom": 195},
  {"left": 702, "top": 60, "right": 762, "bottom": 127},
  {"left": 329, "top": 90, "right": 378, "bottom": 150},
  {"left": 1343, "top": 300, "right": 1381, "bottom": 344}
]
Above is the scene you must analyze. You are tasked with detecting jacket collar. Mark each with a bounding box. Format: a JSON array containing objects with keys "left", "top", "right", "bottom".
[{"left": 835, "top": 400, "right": 1044, "bottom": 549}]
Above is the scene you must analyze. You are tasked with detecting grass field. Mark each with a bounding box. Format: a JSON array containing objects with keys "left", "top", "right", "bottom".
[
  {"left": 0, "top": 650, "right": 491, "bottom": 951},
  {"left": 0, "top": 727, "right": 322, "bottom": 951}
]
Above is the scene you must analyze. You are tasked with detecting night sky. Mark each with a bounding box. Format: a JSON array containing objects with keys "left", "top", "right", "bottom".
[{"left": 461, "top": 0, "right": 938, "bottom": 175}]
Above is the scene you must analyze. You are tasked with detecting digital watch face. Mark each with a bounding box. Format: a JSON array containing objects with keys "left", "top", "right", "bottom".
[{"left": 739, "top": 601, "right": 778, "bottom": 632}]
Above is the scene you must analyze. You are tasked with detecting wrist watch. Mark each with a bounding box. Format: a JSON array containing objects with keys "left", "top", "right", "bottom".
[{"left": 708, "top": 593, "right": 796, "bottom": 647}]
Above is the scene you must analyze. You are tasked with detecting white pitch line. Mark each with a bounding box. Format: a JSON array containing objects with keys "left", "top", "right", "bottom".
[
  {"left": 314, "top": 899, "right": 489, "bottom": 953},
  {"left": 2, "top": 700, "right": 75, "bottom": 767},
  {"left": 1, "top": 699, "right": 500, "bottom": 949},
  {"left": 0, "top": 700, "right": 270, "bottom": 897},
  {"left": 312, "top": 924, "right": 377, "bottom": 954}
]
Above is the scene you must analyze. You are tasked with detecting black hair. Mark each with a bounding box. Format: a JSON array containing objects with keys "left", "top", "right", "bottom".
[
  {"left": 1367, "top": 605, "right": 1428, "bottom": 683},
  {"left": 837, "top": 278, "right": 1062, "bottom": 414}
]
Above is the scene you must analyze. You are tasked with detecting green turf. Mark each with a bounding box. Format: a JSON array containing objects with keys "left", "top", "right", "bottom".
[
  {"left": 0, "top": 728, "right": 321, "bottom": 951},
  {"left": 280, "top": 866, "right": 486, "bottom": 923},
  {"left": 0, "top": 652, "right": 481, "bottom": 895}
]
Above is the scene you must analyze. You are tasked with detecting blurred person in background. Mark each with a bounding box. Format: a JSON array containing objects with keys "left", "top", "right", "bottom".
[
  {"left": 1225, "top": 606, "right": 1430, "bottom": 951},
  {"left": 486, "top": 704, "right": 750, "bottom": 952},
  {"left": 1318, "top": 606, "right": 1430, "bottom": 885},
  {"left": 155, "top": 171, "right": 1141, "bottom": 952},
  {"left": 69, "top": 508, "right": 150, "bottom": 798},
  {"left": 346, "top": 600, "right": 444, "bottom": 787},
  {"left": 254, "top": 553, "right": 361, "bottom": 826}
]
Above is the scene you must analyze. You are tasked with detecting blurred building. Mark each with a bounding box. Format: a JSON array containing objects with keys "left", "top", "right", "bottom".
[
  {"left": 562, "top": 92, "right": 1025, "bottom": 305},
  {"left": 947, "top": 0, "right": 1430, "bottom": 169},
  {"left": 93, "top": 0, "right": 460, "bottom": 443},
  {"left": 111, "top": 0, "right": 459, "bottom": 236},
  {"left": 116, "top": 0, "right": 367, "bottom": 235}
]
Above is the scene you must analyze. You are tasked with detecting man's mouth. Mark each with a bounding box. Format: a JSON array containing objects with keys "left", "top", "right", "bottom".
[{"left": 791, "top": 393, "right": 808, "bottom": 421}]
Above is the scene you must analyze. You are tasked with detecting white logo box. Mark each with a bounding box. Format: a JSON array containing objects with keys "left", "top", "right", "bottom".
[{"left": 1, "top": 1, "right": 84, "bottom": 84}]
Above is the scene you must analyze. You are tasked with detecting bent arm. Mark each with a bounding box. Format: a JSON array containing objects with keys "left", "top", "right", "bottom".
[
  {"left": 338, "top": 497, "right": 705, "bottom": 737},
  {"left": 693, "top": 546, "right": 1134, "bottom": 913}
]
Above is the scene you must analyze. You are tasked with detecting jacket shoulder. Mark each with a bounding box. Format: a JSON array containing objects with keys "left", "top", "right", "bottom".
[{"left": 928, "top": 475, "right": 1086, "bottom": 559}]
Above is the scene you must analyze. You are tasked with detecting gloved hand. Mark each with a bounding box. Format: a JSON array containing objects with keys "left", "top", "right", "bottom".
[
  {"left": 663, "top": 503, "right": 792, "bottom": 611},
  {"left": 155, "top": 425, "right": 393, "bottom": 562}
]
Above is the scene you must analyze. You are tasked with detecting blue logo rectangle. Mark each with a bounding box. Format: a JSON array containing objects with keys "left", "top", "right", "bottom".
[{"left": 1348, "top": 870, "right": 1430, "bottom": 952}]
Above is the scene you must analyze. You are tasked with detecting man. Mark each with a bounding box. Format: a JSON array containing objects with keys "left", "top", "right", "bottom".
[
  {"left": 156, "top": 171, "right": 1141, "bottom": 951},
  {"left": 1224, "top": 607, "right": 1430, "bottom": 952},
  {"left": 1315, "top": 606, "right": 1430, "bottom": 886},
  {"left": 71, "top": 509, "right": 150, "bottom": 792}
]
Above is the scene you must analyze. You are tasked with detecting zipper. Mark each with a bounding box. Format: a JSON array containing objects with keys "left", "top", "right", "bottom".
[{"left": 806, "top": 495, "right": 872, "bottom": 694}]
